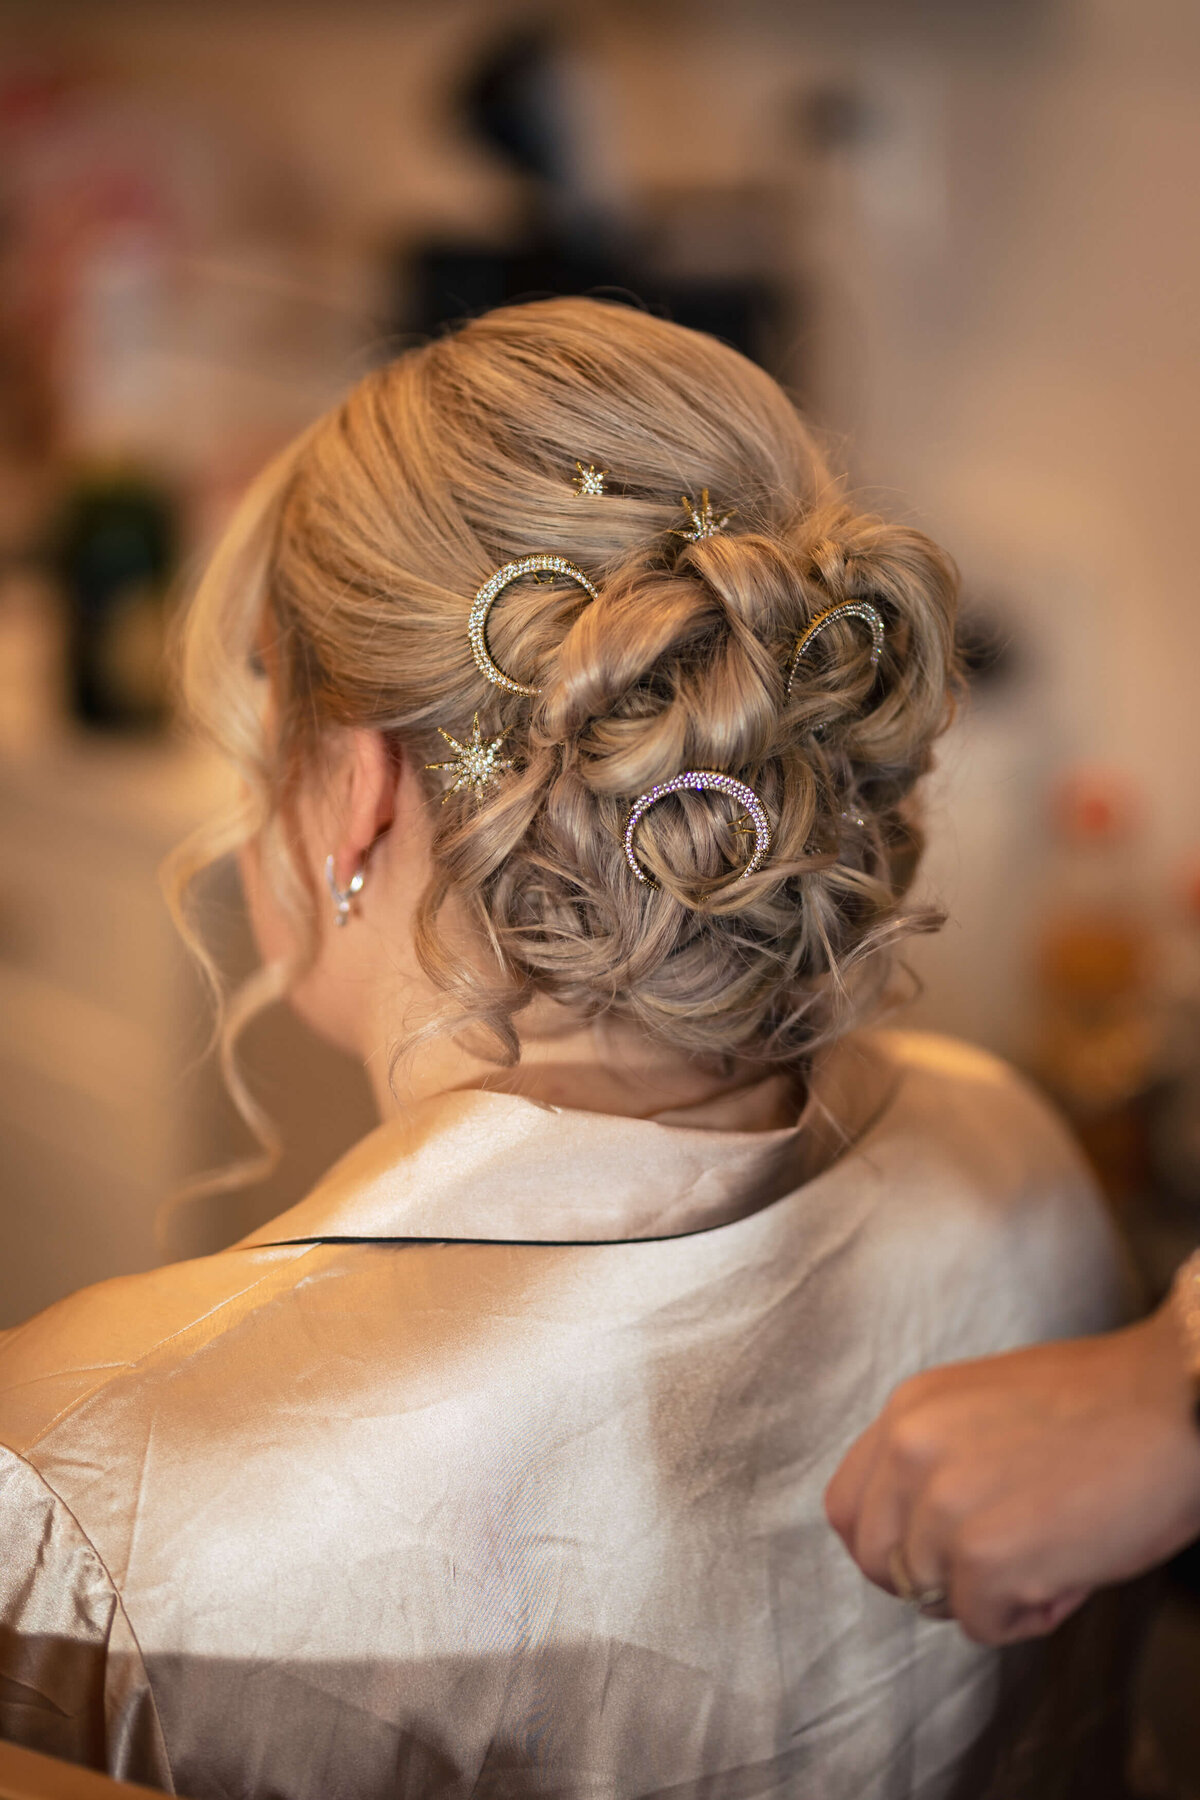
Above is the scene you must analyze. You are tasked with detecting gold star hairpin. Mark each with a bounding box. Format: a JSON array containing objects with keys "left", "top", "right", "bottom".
[
  {"left": 573, "top": 461, "right": 607, "bottom": 497},
  {"left": 675, "top": 489, "right": 734, "bottom": 541},
  {"left": 426, "top": 714, "right": 515, "bottom": 804}
]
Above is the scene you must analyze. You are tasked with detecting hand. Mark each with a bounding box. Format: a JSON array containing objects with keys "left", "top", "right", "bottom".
[{"left": 824, "top": 1304, "right": 1200, "bottom": 1644}]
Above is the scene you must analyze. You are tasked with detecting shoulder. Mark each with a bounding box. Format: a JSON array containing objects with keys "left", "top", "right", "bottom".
[
  {"left": 0, "top": 1241, "right": 313, "bottom": 1459},
  {"left": 866, "top": 1026, "right": 1094, "bottom": 1185},
  {"left": 870, "top": 1023, "right": 1059, "bottom": 1108},
  {"left": 844, "top": 1029, "right": 1128, "bottom": 1346}
]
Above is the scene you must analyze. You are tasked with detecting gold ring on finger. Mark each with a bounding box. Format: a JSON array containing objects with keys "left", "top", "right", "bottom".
[{"left": 887, "top": 1545, "right": 951, "bottom": 1618}]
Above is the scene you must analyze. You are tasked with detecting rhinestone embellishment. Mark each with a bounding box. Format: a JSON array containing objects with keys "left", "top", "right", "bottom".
[
  {"left": 785, "top": 601, "right": 885, "bottom": 697},
  {"left": 623, "top": 771, "right": 772, "bottom": 888},
  {"left": 468, "top": 555, "right": 600, "bottom": 697},
  {"left": 675, "top": 489, "right": 734, "bottom": 542},
  {"left": 573, "top": 461, "right": 607, "bottom": 497},
  {"left": 324, "top": 855, "right": 364, "bottom": 927},
  {"left": 426, "top": 714, "right": 514, "bottom": 804}
]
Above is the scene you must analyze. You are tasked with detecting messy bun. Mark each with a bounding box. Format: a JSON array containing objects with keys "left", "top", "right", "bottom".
[{"left": 175, "top": 297, "right": 959, "bottom": 1092}]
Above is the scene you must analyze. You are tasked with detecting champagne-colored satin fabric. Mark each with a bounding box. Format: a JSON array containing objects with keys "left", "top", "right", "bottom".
[{"left": 0, "top": 1032, "right": 1130, "bottom": 1799}]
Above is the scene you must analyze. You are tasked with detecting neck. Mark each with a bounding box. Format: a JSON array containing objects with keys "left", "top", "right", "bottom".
[{"left": 366, "top": 1004, "right": 800, "bottom": 1128}]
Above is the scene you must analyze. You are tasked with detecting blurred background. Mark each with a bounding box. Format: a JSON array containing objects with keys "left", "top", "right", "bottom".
[{"left": 1, "top": 0, "right": 1198, "bottom": 1343}]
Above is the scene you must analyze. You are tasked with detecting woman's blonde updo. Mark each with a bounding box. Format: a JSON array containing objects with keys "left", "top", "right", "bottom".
[{"left": 176, "top": 296, "right": 959, "bottom": 1090}]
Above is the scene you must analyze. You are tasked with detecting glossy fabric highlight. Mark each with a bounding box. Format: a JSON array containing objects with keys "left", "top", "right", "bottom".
[{"left": 0, "top": 1032, "right": 1131, "bottom": 1798}]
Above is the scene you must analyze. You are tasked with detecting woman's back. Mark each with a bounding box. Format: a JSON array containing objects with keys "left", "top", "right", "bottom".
[{"left": 0, "top": 1032, "right": 1126, "bottom": 1798}]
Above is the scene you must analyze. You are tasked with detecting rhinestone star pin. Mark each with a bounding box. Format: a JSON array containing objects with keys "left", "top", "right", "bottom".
[
  {"left": 573, "top": 461, "right": 607, "bottom": 497},
  {"left": 426, "top": 714, "right": 514, "bottom": 804},
  {"left": 675, "top": 489, "right": 734, "bottom": 541}
]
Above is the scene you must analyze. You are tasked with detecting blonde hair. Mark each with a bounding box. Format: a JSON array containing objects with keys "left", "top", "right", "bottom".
[{"left": 170, "top": 297, "right": 958, "bottom": 1136}]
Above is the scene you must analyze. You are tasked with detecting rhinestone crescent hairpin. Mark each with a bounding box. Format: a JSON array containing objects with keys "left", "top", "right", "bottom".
[
  {"left": 623, "top": 771, "right": 771, "bottom": 889},
  {"left": 450, "top": 471, "right": 885, "bottom": 894},
  {"left": 469, "top": 555, "right": 600, "bottom": 696},
  {"left": 785, "top": 601, "right": 885, "bottom": 698}
]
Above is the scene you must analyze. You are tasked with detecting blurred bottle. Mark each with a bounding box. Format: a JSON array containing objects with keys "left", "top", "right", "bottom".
[
  {"left": 1147, "top": 857, "right": 1200, "bottom": 1219},
  {"left": 51, "top": 456, "right": 177, "bottom": 730},
  {"left": 1027, "top": 768, "right": 1160, "bottom": 1207},
  {"left": 41, "top": 198, "right": 181, "bottom": 730}
]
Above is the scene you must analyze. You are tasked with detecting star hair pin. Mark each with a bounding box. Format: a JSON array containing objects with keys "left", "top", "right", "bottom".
[
  {"left": 426, "top": 714, "right": 514, "bottom": 804},
  {"left": 675, "top": 489, "right": 734, "bottom": 542},
  {"left": 573, "top": 461, "right": 607, "bottom": 497}
]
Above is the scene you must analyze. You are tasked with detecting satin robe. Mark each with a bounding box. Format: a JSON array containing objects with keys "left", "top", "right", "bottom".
[{"left": 0, "top": 1031, "right": 1131, "bottom": 1799}]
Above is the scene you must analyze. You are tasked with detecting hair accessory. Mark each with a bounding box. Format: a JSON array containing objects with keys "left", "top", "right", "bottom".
[
  {"left": 426, "top": 714, "right": 514, "bottom": 804},
  {"left": 573, "top": 461, "right": 607, "bottom": 497},
  {"left": 324, "top": 853, "right": 364, "bottom": 927},
  {"left": 469, "top": 555, "right": 600, "bottom": 696},
  {"left": 676, "top": 490, "right": 734, "bottom": 542},
  {"left": 785, "top": 601, "right": 885, "bottom": 698},
  {"left": 623, "top": 771, "right": 771, "bottom": 889}
]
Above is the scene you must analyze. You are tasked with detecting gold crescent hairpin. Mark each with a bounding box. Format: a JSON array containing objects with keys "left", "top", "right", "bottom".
[
  {"left": 623, "top": 771, "right": 771, "bottom": 889},
  {"left": 785, "top": 601, "right": 885, "bottom": 698},
  {"left": 468, "top": 555, "right": 600, "bottom": 696}
]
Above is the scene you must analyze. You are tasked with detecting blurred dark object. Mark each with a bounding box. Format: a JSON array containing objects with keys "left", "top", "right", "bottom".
[
  {"left": 1166, "top": 1533, "right": 1200, "bottom": 1602},
  {"left": 466, "top": 26, "right": 585, "bottom": 195},
  {"left": 1146, "top": 856, "right": 1200, "bottom": 1220},
  {"left": 795, "top": 84, "right": 883, "bottom": 155},
  {"left": 405, "top": 244, "right": 782, "bottom": 372},
  {"left": 398, "top": 25, "right": 788, "bottom": 373},
  {"left": 51, "top": 462, "right": 177, "bottom": 731},
  {"left": 1026, "top": 768, "right": 1161, "bottom": 1209},
  {"left": 955, "top": 603, "right": 1021, "bottom": 693}
]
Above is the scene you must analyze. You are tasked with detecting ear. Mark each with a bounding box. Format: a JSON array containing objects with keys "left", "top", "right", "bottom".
[{"left": 329, "top": 730, "right": 398, "bottom": 888}]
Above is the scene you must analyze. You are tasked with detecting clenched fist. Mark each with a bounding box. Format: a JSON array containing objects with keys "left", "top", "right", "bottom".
[{"left": 825, "top": 1303, "right": 1200, "bottom": 1644}]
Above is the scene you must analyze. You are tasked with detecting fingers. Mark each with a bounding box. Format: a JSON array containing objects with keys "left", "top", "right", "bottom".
[
  {"left": 826, "top": 1382, "right": 948, "bottom": 1594},
  {"left": 953, "top": 1587, "right": 1089, "bottom": 1645},
  {"left": 904, "top": 1470, "right": 969, "bottom": 1602},
  {"left": 1012, "top": 1586, "right": 1091, "bottom": 1640},
  {"left": 824, "top": 1417, "right": 884, "bottom": 1546},
  {"left": 943, "top": 1516, "right": 1094, "bottom": 1645},
  {"left": 825, "top": 1376, "right": 938, "bottom": 1546},
  {"left": 848, "top": 1449, "right": 912, "bottom": 1592},
  {"left": 826, "top": 1419, "right": 914, "bottom": 1596}
]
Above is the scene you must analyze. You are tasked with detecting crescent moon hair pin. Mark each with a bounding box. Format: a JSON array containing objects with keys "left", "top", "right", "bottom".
[
  {"left": 468, "top": 555, "right": 600, "bottom": 697},
  {"left": 785, "top": 601, "right": 885, "bottom": 699},
  {"left": 623, "top": 771, "right": 771, "bottom": 889}
]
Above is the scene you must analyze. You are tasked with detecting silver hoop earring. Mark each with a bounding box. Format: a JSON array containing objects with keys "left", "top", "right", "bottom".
[{"left": 325, "top": 854, "right": 364, "bottom": 927}]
